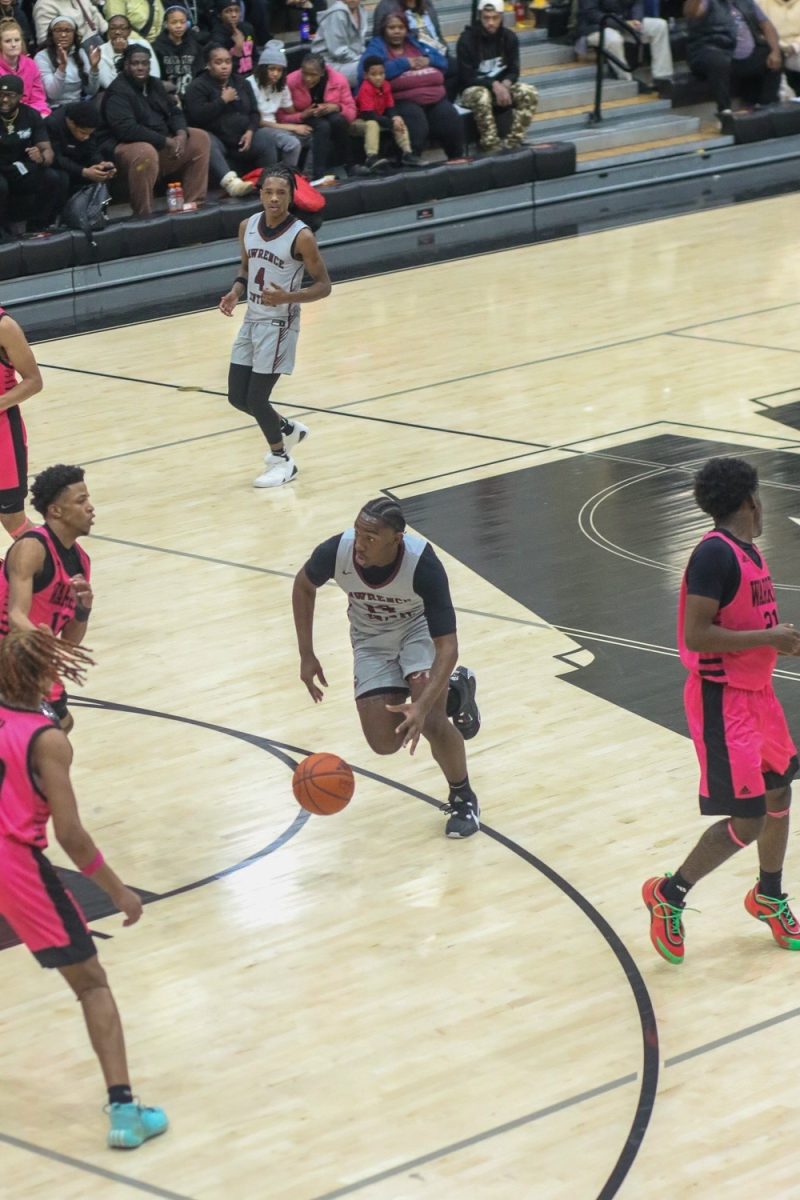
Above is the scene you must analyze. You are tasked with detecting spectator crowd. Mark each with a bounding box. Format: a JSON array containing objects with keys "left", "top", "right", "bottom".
[{"left": 0, "top": 0, "right": 795, "bottom": 237}]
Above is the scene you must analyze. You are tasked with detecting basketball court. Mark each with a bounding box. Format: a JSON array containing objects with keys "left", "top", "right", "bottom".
[{"left": 1, "top": 193, "right": 800, "bottom": 1200}]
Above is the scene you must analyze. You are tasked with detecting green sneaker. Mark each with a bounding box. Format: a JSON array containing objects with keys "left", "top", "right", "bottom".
[{"left": 107, "top": 1101, "right": 168, "bottom": 1149}]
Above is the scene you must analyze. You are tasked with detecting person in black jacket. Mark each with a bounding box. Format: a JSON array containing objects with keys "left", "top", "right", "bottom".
[
  {"left": 0, "top": 75, "right": 67, "bottom": 237},
  {"left": 184, "top": 44, "right": 279, "bottom": 195},
  {"left": 456, "top": 0, "right": 538, "bottom": 152},
  {"left": 152, "top": 6, "right": 204, "bottom": 98},
  {"left": 98, "top": 43, "right": 210, "bottom": 215},
  {"left": 45, "top": 100, "right": 116, "bottom": 197},
  {"left": 684, "top": 0, "right": 781, "bottom": 117}
]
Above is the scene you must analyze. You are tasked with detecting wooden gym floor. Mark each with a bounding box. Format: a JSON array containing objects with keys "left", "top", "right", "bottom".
[{"left": 2, "top": 194, "right": 800, "bottom": 1200}]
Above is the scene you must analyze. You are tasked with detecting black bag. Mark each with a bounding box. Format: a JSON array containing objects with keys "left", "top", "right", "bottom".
[{"left": 61, "top": 182, "right": 111, "bottom": 246}]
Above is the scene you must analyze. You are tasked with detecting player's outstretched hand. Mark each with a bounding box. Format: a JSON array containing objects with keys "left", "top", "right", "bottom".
[
  {"left": 219, "top": 291, "right": 239, "bottom": 316},
  {"left": 773, "top": 623, "right": 800, "bottom": 655},
  {"left": 385, "top": 699, "right": 425, "bottom": 755},
  {"left": 113, "top": 885, "right": 143, "bottom": 927},
  {"left": 300, "top": 654, "right": 328, "bottom": 703}
]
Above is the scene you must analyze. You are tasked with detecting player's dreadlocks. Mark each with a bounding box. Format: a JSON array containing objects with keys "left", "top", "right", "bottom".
[
  {"left": 0, "top": 629, "right": 94, "bottom": 708},
  {"left": 359, "top": 497, "right": 406, "bottom": 533}
]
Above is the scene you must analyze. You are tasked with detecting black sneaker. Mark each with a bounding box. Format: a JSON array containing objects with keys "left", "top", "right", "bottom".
[
  {"left": 447, "top": 666, "right": 480, "bottom": 740},
  {"left": 442, "top": 795, "right": 480, "bottom": 839}
]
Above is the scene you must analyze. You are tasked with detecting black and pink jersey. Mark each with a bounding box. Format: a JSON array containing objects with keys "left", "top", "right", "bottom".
[
  {"left": 0, "top": 702, "right": 57, "bottom": 848},
  {"left": 0, "top": 524, "right": 91, "bottom": 638},
  {"left": 678, "top": 528, "right": 778, "bottom": 690}
]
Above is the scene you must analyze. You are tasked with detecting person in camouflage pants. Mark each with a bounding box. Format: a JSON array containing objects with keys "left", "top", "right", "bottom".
[{"left": 456, "top": 0, "right": 539, "bottom": 151}]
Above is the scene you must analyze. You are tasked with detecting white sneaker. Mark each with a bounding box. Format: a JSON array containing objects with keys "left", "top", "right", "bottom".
[
  {"left": 253, "top": 453, "right": 298, "bottom": 488},
  {"left": 220, "top": 170, "right": 256, "bottom": 197},
  {"left": 268, "top": 419, "right": 309, "bottom": 460}
]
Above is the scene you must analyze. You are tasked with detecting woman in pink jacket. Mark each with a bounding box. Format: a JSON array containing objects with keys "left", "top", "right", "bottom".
[
  {"left": 0, "top": 19, "right": 50, "bottom": 114},
  {"left": 282, "top": 52, "right": 355, "bottom": 177}
]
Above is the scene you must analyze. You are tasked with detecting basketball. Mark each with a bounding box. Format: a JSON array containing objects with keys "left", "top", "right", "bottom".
[{"left": 292, "top": 753, "right": 355, "bottom": 815}]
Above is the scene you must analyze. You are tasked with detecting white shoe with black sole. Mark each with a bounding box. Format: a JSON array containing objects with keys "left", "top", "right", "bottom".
[{"left": 254, "top": 453, "right": 298, "bottom": 488}]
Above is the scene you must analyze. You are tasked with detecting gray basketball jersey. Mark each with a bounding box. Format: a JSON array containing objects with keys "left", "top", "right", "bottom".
[
  {"left": 243, "top": 213, "right": 306, "bottom": 324},
  {"left": 334, "top": 529, "right": 429, "bottom": 640}
]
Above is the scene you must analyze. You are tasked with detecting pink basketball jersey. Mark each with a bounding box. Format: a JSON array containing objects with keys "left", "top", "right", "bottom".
[
  {"left": 0, "top": 525, "right": 91, "bottom": 638},
  {"left": 0, "top": 703, "right": 57, "bottom": 847},
  {"left": 678, "top": 529, "right": 778, "bottom": 690},
  {"left": 0, "top": 309, "right": 27, "bottom": 483}
]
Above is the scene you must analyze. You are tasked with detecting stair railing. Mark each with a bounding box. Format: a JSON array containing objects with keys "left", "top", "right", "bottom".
[{"left": 588, "top": 13, "right": 643, "bottom": 125}]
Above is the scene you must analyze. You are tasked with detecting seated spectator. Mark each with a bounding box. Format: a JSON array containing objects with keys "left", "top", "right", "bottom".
[
  {"left": 0, "top": 0, "right": 33, "bottom": 49},
  {"left": 152, "top": 6, "right": 204, "bottom": 96},
  {"left": 760, "top": 0, "right": 800, "bottom": 93},
  {"left": 282, "top": 51, "right": 355, "bottom": 176},
  {"left": 184, "top": 44, "right": 290, "bottom": 194},
  {"left": 371, "top": 0, "right": 457, "bottom": 96},
  {"left": 104, "top": 0, "right": 165, "bottom": 43},
  {"left": 0, "top": 18, "right": 49, "bottom": 115},
  {"left": 35, "top": 17, "right": 101, "bottom": 108},
  {"left": 574, "top": 0, "right": 674, "bottom": 84},
  {"left": 211, "top": 0, "right": 255, "bottom": 76},
  {"left": 456, "top": 0, "right": 538, "bottom": 153},
  {"left": 311, "top": 0, "right": 368, "bottom": 87},
  {"left": 0, "top": 74, "right": 67, "bottom": 235},
  {"left": 98, "top": 43, "right": 209, "bottom": 214},
  {"left": 360, "top": 12, "right": 464, "bottom": 159},
  {"left": 97, "top": 14, "right": 162, "bottom": 89},
  {"left": 248, "top": 41, "right": 308, "bottom": 163},
  {"left": 46, "top": 97, "right": 116, "bottom": 193},
  {"left": 684, "top": 0, "right": 781, "bottom": 114},
  {"left": 355, "top": 53, "right": 418, "bottom": 167},
  {"left": 33, "top": 0, "right": 107, "bottom": 50}
]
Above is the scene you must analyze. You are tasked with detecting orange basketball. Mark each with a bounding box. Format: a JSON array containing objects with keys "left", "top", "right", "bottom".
[{"left": 292, "top": 752, "right": 355, "bottom": 815}]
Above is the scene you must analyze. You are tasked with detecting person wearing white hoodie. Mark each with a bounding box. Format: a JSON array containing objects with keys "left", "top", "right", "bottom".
[{"left": 311, "top": 0, "right": 367, "bottom": 87}]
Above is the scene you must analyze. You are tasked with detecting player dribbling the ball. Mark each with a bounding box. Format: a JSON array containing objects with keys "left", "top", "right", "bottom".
[{"left": 292, "top": 497, "right": 481, "bottom": 838}]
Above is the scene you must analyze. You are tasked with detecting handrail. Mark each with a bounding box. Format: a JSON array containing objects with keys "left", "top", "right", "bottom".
[{"left": 588, "top": 12, "right": 643, "bottom": 125}]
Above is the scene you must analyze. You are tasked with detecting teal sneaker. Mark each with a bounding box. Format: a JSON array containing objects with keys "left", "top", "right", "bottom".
[{"left": 107, "top": 1101, "right": 169, "bottom": 1149}]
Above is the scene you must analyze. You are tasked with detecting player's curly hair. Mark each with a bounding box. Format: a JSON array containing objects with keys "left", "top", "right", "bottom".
[
  {"left": 30, "top": 464, "right": 85, "bottom": 518},
  {"left": 693, "top": 457, "right": 758, "bottom": 521},
  {"left": 359, "top": 497, "right": 406, "bottom": 532},
  {"left": 0, "top": 628, "right": 94, "bottom": 708}
]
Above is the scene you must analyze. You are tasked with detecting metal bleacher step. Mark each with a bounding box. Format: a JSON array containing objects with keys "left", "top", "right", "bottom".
[
  {"left": 535, "top": 78, "right": 638, "bottom": 112},
  {"left": 527, "top": 108, "right": 701, "bottom": 152}
]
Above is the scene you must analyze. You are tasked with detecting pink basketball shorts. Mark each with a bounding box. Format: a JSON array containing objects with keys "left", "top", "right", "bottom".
[
  {"left": 684, "top": 674, "right": 799, "bottom": 817},
  {"left": 0, "top": 839, "right": 95, "bottom": 968}
]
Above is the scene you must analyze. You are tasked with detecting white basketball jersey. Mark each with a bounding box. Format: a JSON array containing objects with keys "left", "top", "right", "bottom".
[
  {"left": 334, "top": 529, "right": 428, "bottom": 639},
  {"left": 243, "top": 213, "right": 306, "bottom": 324}
]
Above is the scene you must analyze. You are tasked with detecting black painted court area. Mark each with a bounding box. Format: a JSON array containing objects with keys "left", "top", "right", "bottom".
[{"left": 399, "top": 433, "right": 800, "bottom": 737}]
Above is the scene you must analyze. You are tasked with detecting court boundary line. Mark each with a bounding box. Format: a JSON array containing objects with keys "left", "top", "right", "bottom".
[
  {"left": 668, "top": 331, "right": 800, "bottom": 356},
  {"left": 0, "top": 1130, "right": 192, "bottom": 1200}
]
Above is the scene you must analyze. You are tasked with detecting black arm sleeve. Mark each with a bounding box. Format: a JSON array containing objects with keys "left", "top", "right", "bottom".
[
  {"left": 685, "top": 537, "right": 740, "bottom": 608},
  {"left": 303, "top": 533, "right": 343, "bottom": 587},
  {"left": 412, "top": 544, "right": 457, "bottom": 639}
]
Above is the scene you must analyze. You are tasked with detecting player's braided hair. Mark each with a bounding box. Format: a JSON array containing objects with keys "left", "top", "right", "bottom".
[
  {"left": 694, "top": 457, "right": 759, "bottom": 521},
  {"left": 0, "top": 629, "right": 94, "bottom": 709},
  {"left": 359, "top": 497, "right": 406, "bottom": 532},
  {"left": 30, "top": 464, "right": 85, "bottom": 518}
]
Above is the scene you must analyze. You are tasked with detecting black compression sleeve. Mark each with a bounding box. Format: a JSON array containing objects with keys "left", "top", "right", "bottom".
[
  {"left": 304, "top": 533, "right": 343, "bottom": 587},
  {"left": 412, "top": 544, "right": 457, "bottom": 638}
]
